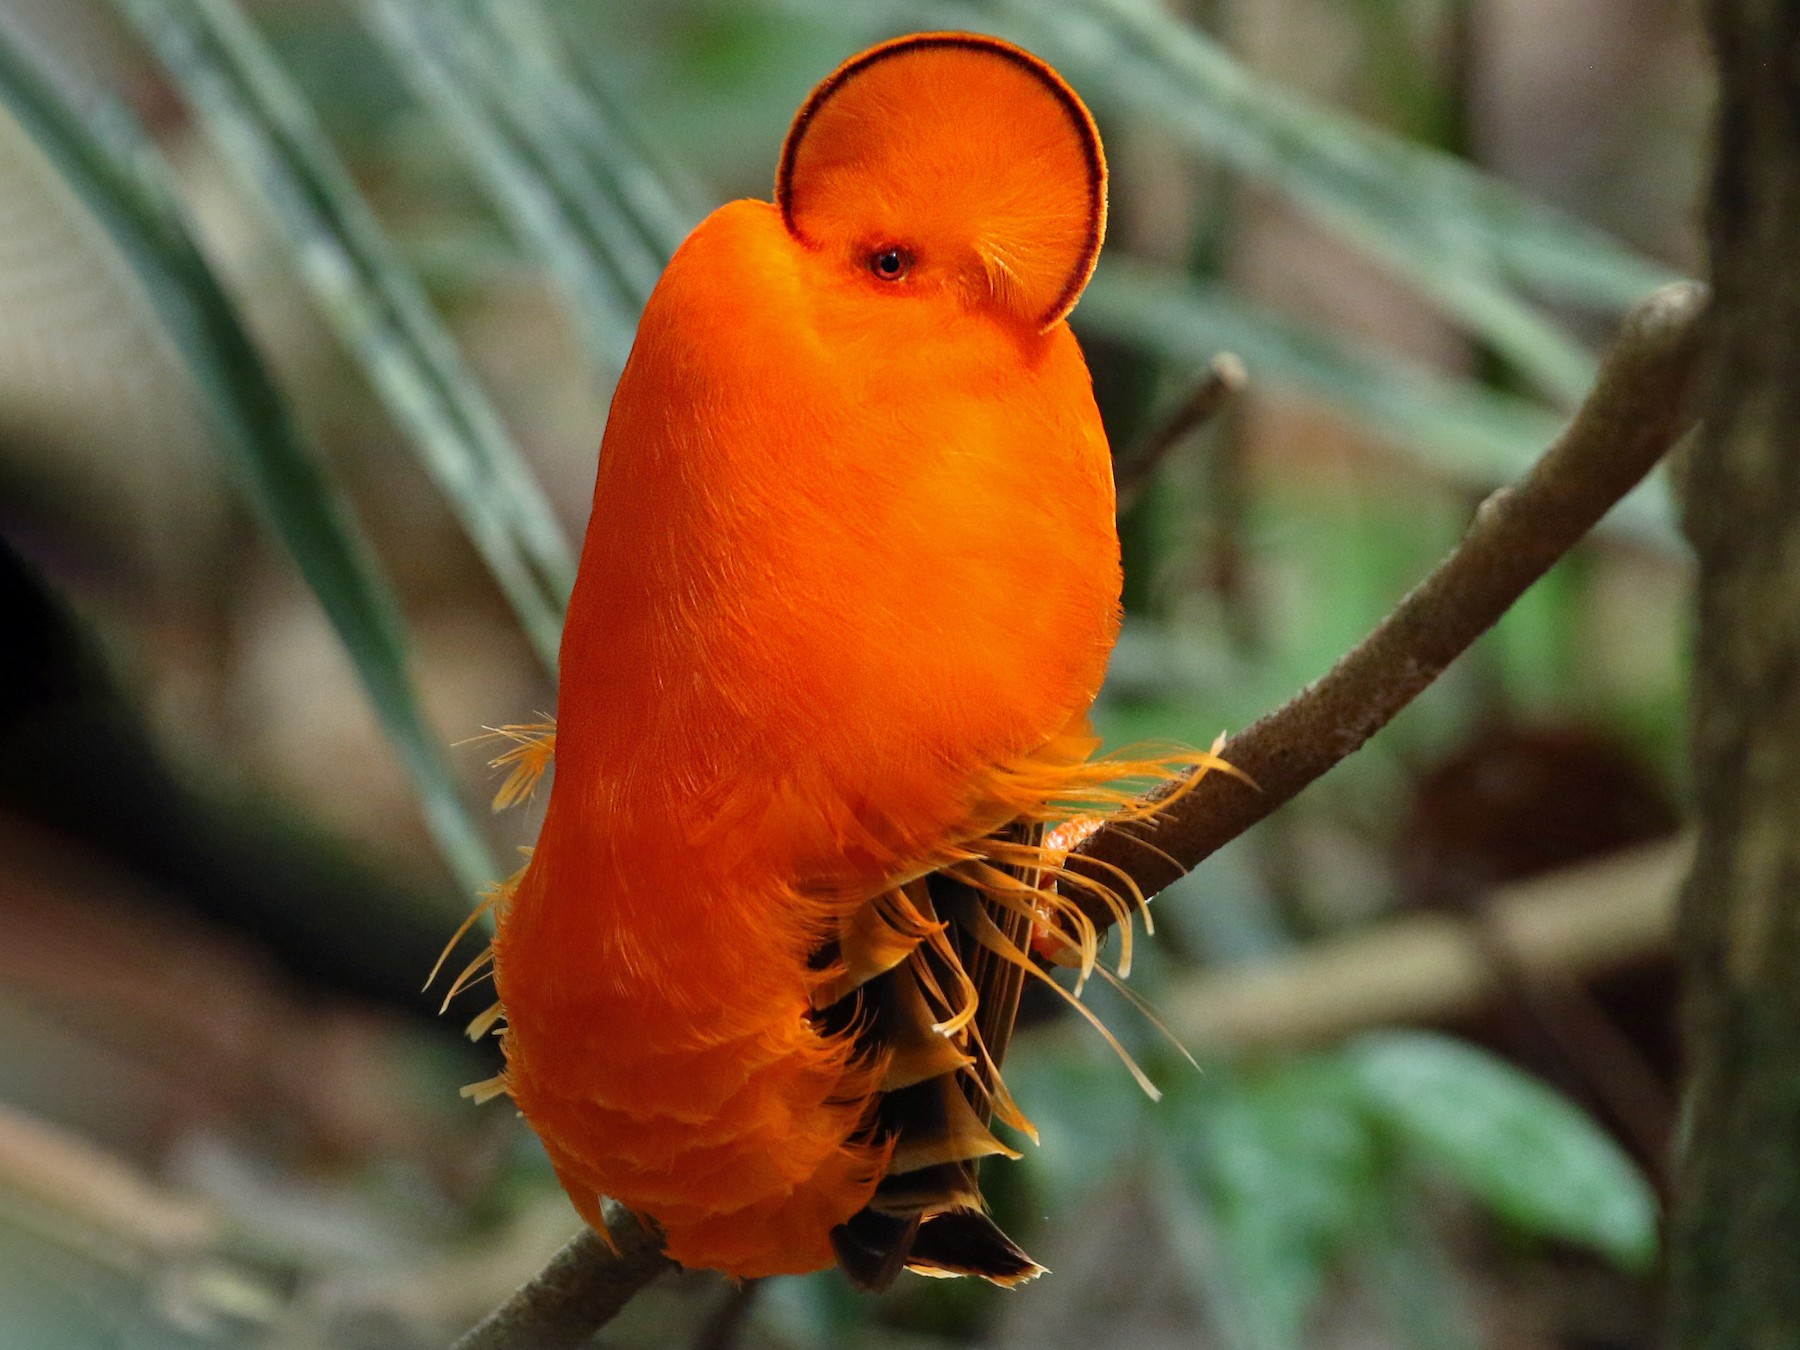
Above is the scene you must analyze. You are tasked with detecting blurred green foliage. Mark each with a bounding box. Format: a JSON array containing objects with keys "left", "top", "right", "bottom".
[{"left": 0, "top": 15, "right": 498, "bottom": 896}]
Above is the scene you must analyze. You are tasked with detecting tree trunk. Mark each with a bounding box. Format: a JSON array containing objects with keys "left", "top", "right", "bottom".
[{"left": 1670, "top": 2, "right": 1800, "bottom": 1346}]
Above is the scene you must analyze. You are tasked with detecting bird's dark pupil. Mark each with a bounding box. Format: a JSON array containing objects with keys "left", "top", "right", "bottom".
[{"left": 873, "top": 249, "right": 904, "bottom": 278}]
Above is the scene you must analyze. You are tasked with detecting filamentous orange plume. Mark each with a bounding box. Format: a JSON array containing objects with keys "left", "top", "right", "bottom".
[{"left": 454, "top": 32, "right": 1224, "bottom": 1288}]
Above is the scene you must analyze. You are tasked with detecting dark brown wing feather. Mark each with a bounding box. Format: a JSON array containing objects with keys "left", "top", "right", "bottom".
[{"left": 822, "top": 822, "right": 1048, "bottom": 1289}]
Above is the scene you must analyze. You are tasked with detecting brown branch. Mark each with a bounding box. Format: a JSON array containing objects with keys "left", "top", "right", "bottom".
[
  {"left": 449, "top": 1200, "right": 673, "bottom": 1350},
  {"left": 449, "top": 281, "right": 1707, "bottom": 1349},
  {"left": 1115, "top": 351, "right": 1248, "bottom": 511},
  {"left": 1070, "top": 280, "right": 1708, "bottom": 925}
]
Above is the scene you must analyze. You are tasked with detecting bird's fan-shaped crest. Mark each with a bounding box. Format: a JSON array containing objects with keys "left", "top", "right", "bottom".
[{"left": 776, "top": 32, "right": 1107, "bottom": 331}]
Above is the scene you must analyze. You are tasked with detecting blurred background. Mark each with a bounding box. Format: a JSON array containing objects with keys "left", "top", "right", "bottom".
[{"left": 0, "top": 0, "right": 1707, "bottom": 1345}]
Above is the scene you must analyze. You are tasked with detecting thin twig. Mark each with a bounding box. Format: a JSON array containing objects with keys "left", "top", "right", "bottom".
[
  {"left": 1070, "top": 281, "right": 1708, "bottom": 927},
  {"left": 449, "top": 281, "right": 1707, "bottom": 1349},
  {"left": 449, "top": 1200, "right": 673, "bottom": 1350},
  {"left": 1115, "top": 352, "right": 1248, "bottom": 512}
]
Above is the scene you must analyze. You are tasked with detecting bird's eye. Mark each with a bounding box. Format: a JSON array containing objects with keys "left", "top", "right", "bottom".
[{"left": 868, "top": 246, "right": 912, "bottom": 282}]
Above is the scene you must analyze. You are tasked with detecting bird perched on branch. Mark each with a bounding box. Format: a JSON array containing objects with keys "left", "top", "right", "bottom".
[{"left": 447, "top": 31, "right": 1216, "bottom": 1289}]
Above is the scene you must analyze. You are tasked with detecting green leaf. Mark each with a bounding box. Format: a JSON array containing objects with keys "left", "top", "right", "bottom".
[
  {"left": 112, "top": 0, "right": 573, "bottom": 670},
  {"left": 967, "top": 0, "right": 1680, "bottom": 404},
  {"left": 1357, "top": 1183, "right": 1483, "bottom": 1350},
  {"left": 1085, "top": 261, "right": 1557, "bottom": 471},
  {"left": 355, "top": 0, "right": 704, "bottom": 378},
  {"left": 1346, "top": 1031, "right": 1659, "bottom": 1272},
  {"left": 1078, "top": 260, "right": 1682, "bottom": 555},
  {"left": 356, "top": 0, "right": 644, "bottom": 375},
  {"left": 0, "top": 20, "right": 495, "bottom": 899},
  {"left": 477, "top": 0, "right": 701, "bottom": 263},
  {"left": 1006, "top": 1044, "right": 1150, "bottom": 1210},
  {"left": 1159, "top": 1061, "right": 1381, "bottom": 1350},
  {"left": 0, "top": 1238, "right": 118, "bottom": 1350}
]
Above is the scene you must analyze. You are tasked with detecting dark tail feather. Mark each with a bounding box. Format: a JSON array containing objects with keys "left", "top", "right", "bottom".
[
  {"left": 907, "top": 1209, "right": 1045, "bottom": 1286},
  {"left": 831, "top": 1209, "right": 920, "bottom": 1292},
  {"left": 831, "top": 1195, "right": 1043, "bottom": 1292},
  {"left": 820, "top": 825, "right": 1049, "bottom": 1289}
]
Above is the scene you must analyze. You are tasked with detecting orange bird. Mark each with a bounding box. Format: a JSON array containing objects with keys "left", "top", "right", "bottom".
[{"left": 453, "top": 32, "right": 1212, "bottom": 1289}]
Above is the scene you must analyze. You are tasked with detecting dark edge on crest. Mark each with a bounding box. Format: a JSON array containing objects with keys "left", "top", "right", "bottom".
[{"left": 773, "top": 32, "right": 1106, "bottom": 332}]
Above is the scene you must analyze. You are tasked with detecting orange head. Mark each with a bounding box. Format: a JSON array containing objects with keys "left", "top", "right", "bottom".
[{"left": 775, "top": 32, "right": 1107, "bottom": 332}]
